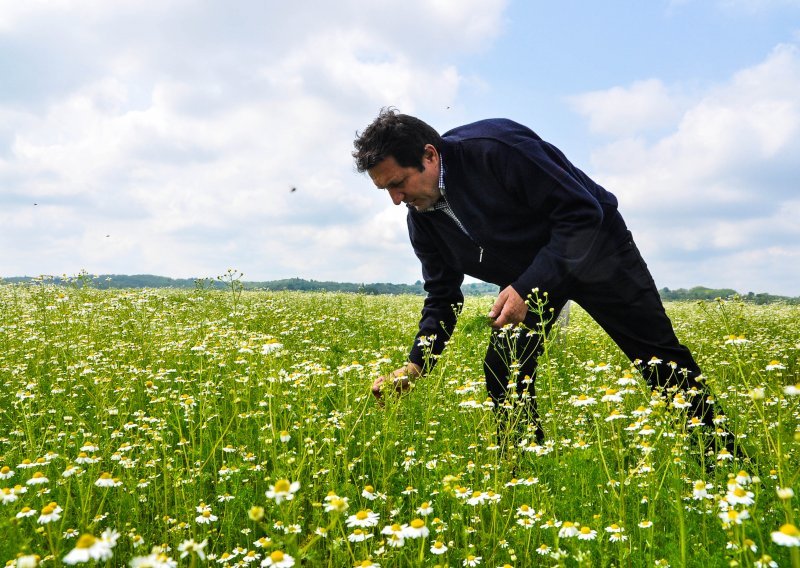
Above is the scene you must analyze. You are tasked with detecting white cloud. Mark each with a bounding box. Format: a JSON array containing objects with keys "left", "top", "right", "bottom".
[
  {"left": 569, "top": 79, "right": 685, "bottom": 137},
  {"left": 0, "top": 0, "right": 506, "bottom": 282},
  {"left": 577, "top": 44, "right": 800, "bottom": 295}
]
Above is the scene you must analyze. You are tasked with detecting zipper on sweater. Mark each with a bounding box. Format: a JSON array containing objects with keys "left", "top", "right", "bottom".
[{"left": 441, "top": 195, "right": 483, "bottom": 263}]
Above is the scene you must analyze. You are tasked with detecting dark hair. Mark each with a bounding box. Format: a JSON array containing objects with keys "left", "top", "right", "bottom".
[{"left": 352, "top": 107, "right": 443, "bottom": 173}]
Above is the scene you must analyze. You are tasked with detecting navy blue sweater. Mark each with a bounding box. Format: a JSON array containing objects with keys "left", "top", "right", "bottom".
[{"left": 407, "top": 118, "right": 620, "bottom": 368}]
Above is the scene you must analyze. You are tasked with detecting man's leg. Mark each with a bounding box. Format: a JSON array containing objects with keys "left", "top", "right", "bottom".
[
  {"left": 571, "top": 233, "right": 741, "bottom": 459},
  {"left": 484, "top": 297, "right": 567, "bottom": 447}
]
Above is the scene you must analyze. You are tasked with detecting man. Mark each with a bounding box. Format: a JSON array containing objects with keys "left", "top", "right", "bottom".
[{"left": 353, "top": 108, "right": 731, "bottom": 454}]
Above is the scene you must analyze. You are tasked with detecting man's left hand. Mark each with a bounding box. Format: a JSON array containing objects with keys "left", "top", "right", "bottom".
[{"left": 488, "top": 286, "right": 528, "bottom": 329}]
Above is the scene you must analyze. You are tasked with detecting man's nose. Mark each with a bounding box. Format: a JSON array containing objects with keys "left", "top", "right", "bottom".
[{"left": 388, "top": 188, "right": 404, "bottom": 205}]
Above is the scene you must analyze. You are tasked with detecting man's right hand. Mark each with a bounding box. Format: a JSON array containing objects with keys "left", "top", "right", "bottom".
[{"left": 372, "top": 362, "right": 423, "bottom": 404}]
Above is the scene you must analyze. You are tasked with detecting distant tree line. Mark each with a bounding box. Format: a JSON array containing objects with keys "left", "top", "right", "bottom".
[{"left": 2, "top": 275, "right": 797, "bottom": 303}]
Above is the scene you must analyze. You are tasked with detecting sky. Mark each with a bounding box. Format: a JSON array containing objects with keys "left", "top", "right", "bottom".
[{"left": 1, "top": 0, "right": 799, "bottom": 295}]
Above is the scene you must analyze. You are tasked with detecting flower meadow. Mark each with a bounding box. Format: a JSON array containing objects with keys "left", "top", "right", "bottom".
[{"left": 0, "top": 279, "right": 798, "bottom": 567}]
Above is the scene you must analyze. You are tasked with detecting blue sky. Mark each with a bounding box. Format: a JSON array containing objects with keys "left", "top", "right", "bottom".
[{"left": 1, "top": 0, "right": 799, "bottom": 295}]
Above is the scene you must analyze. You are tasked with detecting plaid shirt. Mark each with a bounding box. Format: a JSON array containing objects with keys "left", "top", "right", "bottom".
[{"left": 422, "top": 159, "right": 471, "bottom": 237}]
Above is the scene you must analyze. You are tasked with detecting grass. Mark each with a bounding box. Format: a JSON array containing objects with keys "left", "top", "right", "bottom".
[{"left": 0, "top": 281, "right": 798, "bottom": 567}]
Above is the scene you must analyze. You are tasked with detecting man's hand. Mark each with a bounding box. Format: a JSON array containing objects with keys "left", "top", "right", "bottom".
[
  {"left": 488, "top": 286, "right": 529, "bottom": 329},
  {"left": 372, "top": 362, "right": 423, "bottom": 404}
]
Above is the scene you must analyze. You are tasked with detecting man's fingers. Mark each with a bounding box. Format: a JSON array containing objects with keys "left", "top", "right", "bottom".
[
  {"left": 488, "top": 293, "right": 506, "bottom": 319},
  {"left": 371, "top": 376, "right": 385, "bottom": 399}
]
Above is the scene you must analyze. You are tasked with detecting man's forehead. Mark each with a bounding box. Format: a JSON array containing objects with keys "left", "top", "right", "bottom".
[{"left": 368, "top": 156, "right": 403, "bottom": 188}]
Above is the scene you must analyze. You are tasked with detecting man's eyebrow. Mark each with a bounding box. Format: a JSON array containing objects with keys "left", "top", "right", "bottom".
[{"left": 384, "top": 175, "right": 406, "bottom": 190}]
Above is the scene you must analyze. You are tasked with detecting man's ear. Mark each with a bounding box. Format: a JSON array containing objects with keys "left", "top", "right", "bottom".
[{"left": 423, "top": 144, "right": 438, "bottom": 164}]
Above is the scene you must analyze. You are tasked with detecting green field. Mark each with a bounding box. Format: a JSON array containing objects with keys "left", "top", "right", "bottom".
[{"left": 1, "top": 283, "right": 798, "bottom": 567}]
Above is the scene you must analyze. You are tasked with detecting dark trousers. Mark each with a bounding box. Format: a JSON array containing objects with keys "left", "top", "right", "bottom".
[{"left": 485, "top": 212, "right": 714, "bottom": 442}]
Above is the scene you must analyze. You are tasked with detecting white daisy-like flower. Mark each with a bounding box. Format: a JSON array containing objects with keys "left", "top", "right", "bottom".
[
  {"left": 1, "top": 487, "right": 19, "bottom": 504},
  {"left": 178, "top": 538, "right": 208, "bottom": 560},
  {"left": 558, "top": 521, "right": 580, "bottom": 538},
  {"left": 692, "top": 481, "right": 713, "bottom": 500},
  {"left": 260, "top": 550, "right": 295, "bottom": 568},
  {"left": 129, "top": 548, "right": 178, "bottom": 568},
  {"left": 347, "top": 529, "right": 372, "bottom": 542},
  {"left": 601, "top": 389, "right": 623, "bottom": 403},
  {"left": 0, "top": 466, "right": 14, "bottom": 479},
  {"left": 605, "top": 524, "right": 627, "bottom": 542},
  {"left": 783, "top": 384, "right": 800, "bottom": 396},
  {"left": 323, "top": 493, "right": 349, "bottom": 512},
  {"left": 403, "top": 519, "right": 429, "bottom": 539},
  {"left": 16, "top": 507, "right": 37, "bottom": 518},
  {"left": 719, "top": 509, "right": 749, "bottom": 526},
  {"left": 466, "top": 491, "right": 487, "bottom": 506},
  {"left": 578, "top": 526, "right": 597, "bottom": 540},
  {"left": 26, "top": 472, "right": 49, "bottom": 485},
  {"left": 346, "top": 510, "right": 380, "bottom": 528},
  {"left": 94, "top": 472, "right": 121, "bottom": 488},
  {"left": 416, "top": 502, "right": 433, "bottom": 516},
  {"left": 266, "top": 479, "right": 300, "bottom": 504},
  {"left": 765, "top": 360, "right": 785, "bottom": 371},
  {"left": 261, "top": 341, "right": 284, "bottom": 355},
  {"left": 63, "top": 530, "right": 120, "bottom": 565},
  {"left": 462, "top": 554, "right": 482, "bottom": 567},
  {"left": 516, "top": 504, "right": 536, "bottom": 517},
  {"left": 37, "top": 502, "right": 62, "bottom": 524},
  {"left": 771, "top": 523, "right": 800, "bottom": 547},
  {"left": 571, "top": 394, "right": 596, "bottom": 407},
  {"left": 430, "top": 541, "right": 448, "bottom": 555}
]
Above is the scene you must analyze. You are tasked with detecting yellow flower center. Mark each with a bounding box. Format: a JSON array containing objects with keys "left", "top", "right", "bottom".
[
  {"left": 270, "top": 551, "right": 285, "bottom": 562},
  {"left": 780, "top": 523, "right": 800, "bottom": 537},
  {"left": 274, "top": 479, "right": 291, "bottom": 492},
  {"left": 356, "top": 511, "right": 369, "bottom": 520},
  {"left": 410, "top": 519, "right": 425, "bottom": 529},
  {"left": 364, "top": 485, "right": 374, "bottom": 493},
  {"left": 75, "top": 534, "right": 97, "bottom": 548},
  {"left": 581, "top": 526, "right": 592, "bottom": 534}
]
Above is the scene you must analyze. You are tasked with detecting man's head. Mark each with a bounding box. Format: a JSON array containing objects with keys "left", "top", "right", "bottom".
[
  {"left": 353, "top": 108, "right": 444, "bottom": 211},
  {"left": 353, "top": 108, "right": 443, "bottom": 173}
]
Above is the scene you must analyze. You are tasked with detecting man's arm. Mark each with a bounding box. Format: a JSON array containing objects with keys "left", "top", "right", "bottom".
[
  {"left": 371, "top": 215, "right": 463, "bottom": 402},
  {"left": 406, "top": 214, "right": 465, "bottom": 369}
]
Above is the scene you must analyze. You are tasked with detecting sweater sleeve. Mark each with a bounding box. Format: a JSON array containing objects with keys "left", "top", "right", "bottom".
[
  {"left": 407, "top": 213, "right": 464, "bottom": 370},
  {"left": 503, "top": 140, "right": 605, "bottom": 299}
]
